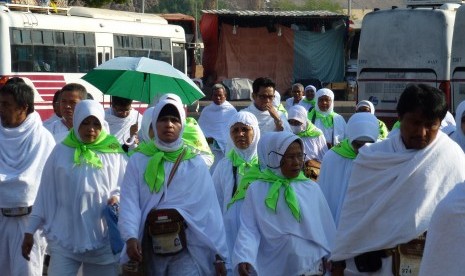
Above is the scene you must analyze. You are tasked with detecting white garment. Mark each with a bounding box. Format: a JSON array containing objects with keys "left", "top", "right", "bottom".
[
  {"left": 299, "top": 97, "right": 314, "bottom": 111},
  {"left": 198, "top": 101, "right": 237, "bottom": 151},
  {"left": 301, "top": 135, "right": 327, "bottom": 161},
  {"left": 233, "top": 179, "right": 335, "bottom": 275},
  {"left": 46, "top": 119, "right": 70, "bottom": 142},
  {"left": 312, "top": 113, "right": 346, "bottom": 145},
  {"left": 0, "top": 111, "right": 53, "bottom": 275},
  {"left": 451, "top": 101, "right": 465, "bottom": 152},
  {"left": 0, "top": 111, "right": 55, "bottom": 207},
  {"left": 105, "top": 108, "right": 142, "bottom": 145},
  {"left": 331, "top": 131, "right": 465, "bottom": 262},
  {"left": 139, "top": 107, "right": 155, "bottom": 143},
  {"left": 43, "top": 113, "right": 61, "bottom": 129},
  {"left": 285, "top": 97, "right": 300, "bottom": 111},
  {"left": 118, "top": 153, "right": 229, "bottom": 275},
  {"left": 440, "top": 110, "right": 456, "bottom": 135},
  {"left": 419, "top": 182, "right": 465, "bottom": 275},
  {"left": 318, "top": 150, "right": 355, "bottom": 226},
  {"left": 243, "top": 103, "right": 292, "bottom": 135}
]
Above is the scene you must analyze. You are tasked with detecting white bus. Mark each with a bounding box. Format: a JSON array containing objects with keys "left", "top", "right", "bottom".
[
  {"left": 0, "top": 3, "right": 186, "bottom": 120},
  {"left": 356, "top": 4, "right": 458, "bottom": 127},
  {"left": 451, "top": 5, "right": 465, "bottom": 111}
]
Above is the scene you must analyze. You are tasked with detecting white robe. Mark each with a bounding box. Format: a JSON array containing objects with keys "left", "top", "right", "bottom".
[
  {"left": 242, "top": 104, "right": 292, "bottom": 135},
  {"left": 301, "top": 135, "right": 328, "bottom": 162},
  {"left": 26, "top": 143, "right": 127, "bottom": 253},
  {"left": 419, "top": 182, "right": 465, "bottom": 275},
  {"left": 46, "top": 119, "right": 70, "bottom": 142},
  {"left": 299, "top": 97, "right": 314, "bottom": 111},
  {"left": 317, "top": 149, "right": 355, "bottom": 226},
  {"left": 118, "top": 152, "right": 230, "bottom": 275},
  {"left": 42, "top": 113, "right": 61, "bottom": 129},
  {"left": 198, "top": 101, "right": 237, "bottom": 151},
  {"left": 233, "top": 180, "right": 335, "bottom": 276},
  {"left": 104, "top": 108, "right": 142, "bottom": 145},
  {"left": 331, "top": 131, "right": 465, "bottom": 263},
  {"left": 312, "top": 113, "right": 346, "bottom": 146},
  {"left": 285, "top": 97, "right": 300, "bottom": 111}
]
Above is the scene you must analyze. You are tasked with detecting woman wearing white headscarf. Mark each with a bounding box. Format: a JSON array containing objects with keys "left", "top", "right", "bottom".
[
  {"left": 23, "top": 100, "right": 127, "bottom": 275},
  {"left": 138, "top": 107, "right": 155, "bottom": 143},
  {"left": 318, "top": 112, "right": 379, "bottom": 227},
  {"left": 287, "top": 105, "right": 327, "bottom": 162},
  {"left": 233, "top": 132, "right": 335, "bottom": 276},
  {"left": 450, "top": 100, "right": 465, "bottom": 153},
  {"left": 355, "top": 100, "right": 389, "bottom": 139},
  {"left": 308, "top": 88, "right": 346, "bottom": 148},
  {"left": 118, "top": 98, "right": 229, "bottom": 275},
  {"left": 212, "top": 111, "right": 260, "bottom": 260}
]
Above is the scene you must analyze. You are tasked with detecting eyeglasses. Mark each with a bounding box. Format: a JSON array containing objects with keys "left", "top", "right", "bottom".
[
  {"left": 269, "top": 151, "right": 306, "bottom": 163},
  {"left": 257, "top": 94, "right": 275, "bottom": 100}
]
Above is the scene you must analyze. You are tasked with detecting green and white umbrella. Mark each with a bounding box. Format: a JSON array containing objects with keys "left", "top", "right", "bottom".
[{"left": 82, "top": 57, "right": 204, "bottom": 105}]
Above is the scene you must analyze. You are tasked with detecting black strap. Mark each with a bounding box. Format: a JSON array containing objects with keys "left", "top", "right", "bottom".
[{"left": 231, "top": 165, "right": 238, "bottom": 197}]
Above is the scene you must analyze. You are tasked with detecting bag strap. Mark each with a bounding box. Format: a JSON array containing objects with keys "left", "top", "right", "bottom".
[{"left": 166, "top": 148, "right": 186, "bottom": 188}]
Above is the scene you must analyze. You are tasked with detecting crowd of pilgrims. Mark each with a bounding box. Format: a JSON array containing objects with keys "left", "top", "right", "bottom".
[{"left": 2, "top": 75, "right": 465, "bottom": 276}]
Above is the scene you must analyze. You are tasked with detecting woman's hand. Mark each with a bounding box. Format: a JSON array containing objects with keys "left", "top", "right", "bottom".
[
  {"left": 126, "top": 238, "right": 142, "bottom": 262},
  {"left": 21, "top": 233, "right": 34, "bottom": 261},
  {"left": 238, "top": 262, "right": 252, "bottom": 276}
]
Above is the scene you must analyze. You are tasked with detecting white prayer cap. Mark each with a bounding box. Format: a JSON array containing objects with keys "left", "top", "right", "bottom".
[
  {"left": 226, "top": 111, "right": 260, "bottom": 162},
  {"left": 304, "top": 85, "right": 316, "bottom": 93},
  {"left": 287, "top": 105, "right": 308, "bottom": 125},
  {"left": 259, "top": 131, "right": 302, "bottom": 177},
  {"left": 73, "top": 100, "right": 108, "bottom": 142},
  {"left": 152, "top": 98, "right": 186, "bottom": 151},
  {"left": 139, "top": 106, "right": 155, "bottom": 143},
  {"left": 346, "top": 112, "right": 379, "bottom": 143},
  {"left": 356, "top": 100, "right": 375, "bottom": 114}
]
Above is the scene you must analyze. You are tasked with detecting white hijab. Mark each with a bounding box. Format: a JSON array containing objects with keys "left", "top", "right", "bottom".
[
  {"left": 355, "top": 100, "right": 375, "bottom": 114},
  {"left": 151, "top": 98, "right": 186, "bottom": 152},
  {"left": 72, "top": 100, "right": 109, "bottom": 142},
  {"left": 451, "top": 101, "right": 465, "bottom": 152},
  {"left": 258, "top": 132, "right": 302, "bottom": 177},
  {"left": 315, "top": 88, "right": 334, "bottom": 115},
  {"left": 226, "top": 111, "right": 260, "bottom": 162},
  {"left": 139, "top": 107, "right": 155, "bottom": 143},
  {"left": 288, "top": 105, "right": 309, "bottom": 133},
  {"left": 346, "top": 112, "right": 379, "bottom": 143}
]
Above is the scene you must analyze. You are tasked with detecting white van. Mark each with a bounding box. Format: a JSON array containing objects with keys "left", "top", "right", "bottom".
[{"left": 357, "top": 4, "right": 458, "bottom": 127}]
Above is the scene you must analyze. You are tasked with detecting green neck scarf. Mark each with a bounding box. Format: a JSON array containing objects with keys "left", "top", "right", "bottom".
[
  {"left": 62, "top": 129, "right": 123, "bottom": 168},
  {"left": 277, "top": 103, "right": 288, "bottom": 115},
  {"left": 136, "top": 142, "right": 196, "bottom": 193},
  {"left": 230, "top": 167, "right": 307, "bottom": 222},
  {"left": 392, "top": 120, "right": 401, "bottom": 130},
  {"left": 182, "top": 117, "right": 213, "bottom": 155},
  {"left": 302, "top": 98, "right": 316, "bottom": 106},
  {"left": 298, "top": 121, "right": 323, "bottom": 138},
  {"left": 308, "top": 108, "right": 334, "bottom": 128},
  {"left": 331, "top": 138, "right": 357, "bottom": 159},
  {"left": 227, "top": 149, "right": 258, "bottom": 176}
]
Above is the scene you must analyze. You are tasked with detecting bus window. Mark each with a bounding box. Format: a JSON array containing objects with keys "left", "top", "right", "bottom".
[{"left": 172, "top": 43, "right": 185, "bottom": 73}]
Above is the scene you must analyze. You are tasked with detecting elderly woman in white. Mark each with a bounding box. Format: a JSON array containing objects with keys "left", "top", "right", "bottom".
[
  {"left": 307, "top": 88, "right": 346, "bottom": 148},
  {"left": 233, "top": 131, "right": 336, "bottom": 276},
  {"left": 22, "top": 100, "right": 127, "bottom": 275},
  {"left": 212, "top": 111, "right": 260, "bottom": 260}
]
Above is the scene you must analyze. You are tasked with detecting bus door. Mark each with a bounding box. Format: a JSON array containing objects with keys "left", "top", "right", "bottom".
[{"left": 95, "top": 33, "right": 113, "bottom": 65}]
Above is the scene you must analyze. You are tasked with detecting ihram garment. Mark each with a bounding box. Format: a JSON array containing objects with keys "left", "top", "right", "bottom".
[
  {"left": 118, "top": 98, "right": 229, "bottom": 275},
  {"left": 104, "top": 108, "right": 142, "bottom": 146},
  {"left": 1, "top": 111, "right": 55, "bottom": 276},
  {"left": 232, "top": 132, "right": 335, "bottom": 276},
  {"left": 331, "top": 131, "right": 465, "bottom": 275},
  {"left": 26, "top": 100, "right": 127, "bottom": 275}
]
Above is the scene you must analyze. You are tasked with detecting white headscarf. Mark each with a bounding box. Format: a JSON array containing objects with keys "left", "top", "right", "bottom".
[
  {"left": 272, "top": 90, "right": 281, "bottom": 108},
  {"left": 226, "top": 111, "right": 260, "bottom": 162},
  {"left": 346, "top": 112, "right": 379, "bottom": 143},
  {"left": 151, "top": 98, "right": 186, "bottom": 152},
  {"left": 287, "top": 105, "right": 308, "bottom": 133},
  {"left": 315, "top": 88, "right": 334, "bottom": 115},
  {"left": 72, "top": 100, "right": 109, "bottom": 142},
  {"left": 451, "top": 101, "right": 465, "bottom": 152},
  {"left": 139, "top": 107, "right": 155, "bottom": 143},
  {"left": 304, "top": 85, "right": 316, "bottom": 94},
  {"left": 355, "top": 100, "right": 375, "bottom": 114},
  {"left": 258, "top": 132, "right": 302, "bottom": 177}
]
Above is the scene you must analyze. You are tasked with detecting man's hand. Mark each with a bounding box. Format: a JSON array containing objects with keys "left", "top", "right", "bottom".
[
  {"left": 126, "top": 238, "right": 143, "bottom": 262},
  {"left": 214, "top": 261, "right": 227, "bottom": 276},
  {"left": 264, "top": 103, "right": 280, "bottom": 121},
  {"left": 129, "top": 122, "right": 138, "bottom": 137},
  {"left": 107, "top": 196, "right": 119, "bottom": 205},
  {"left": 238, "top": 262, "right": 252, "bottom": 276},
  {"left": 21, "top": 233, "right": 34, "bottom": 261}
]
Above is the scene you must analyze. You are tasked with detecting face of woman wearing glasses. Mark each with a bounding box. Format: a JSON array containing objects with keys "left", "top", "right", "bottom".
[{"left": 280, "top": 141, "right": 304, "bottom": 178}]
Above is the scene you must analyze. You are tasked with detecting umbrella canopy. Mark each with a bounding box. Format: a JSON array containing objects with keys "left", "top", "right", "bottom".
[{"left": 81, "top": 57, "right": 204, "bottom": 105}]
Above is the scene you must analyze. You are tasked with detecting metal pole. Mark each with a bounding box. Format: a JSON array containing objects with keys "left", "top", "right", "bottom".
[
  {"left": 142, "top": 0, "right": 145, "bottom": 13},
  {"left": 348, "top": 0, "right": 352, "bottom": 18}
]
